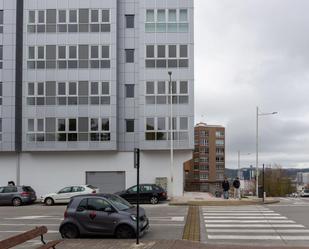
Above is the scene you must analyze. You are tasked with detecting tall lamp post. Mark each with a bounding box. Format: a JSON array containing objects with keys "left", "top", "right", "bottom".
[
  {"left": 168, "top": 72, "right": 174, "bottom": 198},
  {"left": 256, "top": 107, "right": 278, "bottom": 197}
]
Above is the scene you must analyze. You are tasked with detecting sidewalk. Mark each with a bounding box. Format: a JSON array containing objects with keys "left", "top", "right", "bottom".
[
  {"left": 56, "top": 239, "right": 309, "bottom": 249},
  {"left": 169, "top": 192, "right": 279, "bottom": 206}
]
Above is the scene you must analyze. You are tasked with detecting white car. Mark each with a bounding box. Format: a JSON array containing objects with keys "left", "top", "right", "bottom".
[
  {"left": 41, "top": 185, "right": 99, "bottom": 206},
  {"left": 301, "top": 189, "right": 309, "bottom": 197}
]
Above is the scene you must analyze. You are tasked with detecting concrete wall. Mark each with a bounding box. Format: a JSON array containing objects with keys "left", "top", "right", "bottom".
[{"left": 0, "top": 150, "right": 191, "bottom": 197}]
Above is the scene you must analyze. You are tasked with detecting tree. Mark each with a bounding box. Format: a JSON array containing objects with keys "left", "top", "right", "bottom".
[{"left": 260, "top": 164, "right": 296, "bottom": 197}]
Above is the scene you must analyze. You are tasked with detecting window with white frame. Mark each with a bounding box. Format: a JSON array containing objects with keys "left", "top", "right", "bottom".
[
  {"left": 145, "top": 9, "right": 188, "bottom": 33},
  {"left": 145, "top": 116, "right": 188, "bottom": 141},
  {"left": 216, "top": 139, "right": 224, "bottom": 146},
  {"left": 27, "top": 81, "right": 110, "bottom": 106},
  {"left": 200, "top": 173, "right": 208, "bottom": 180},
  {"left": 26, "top": 118, "right": 45, "bottom": 142},
  {"left": 0, "top": 45, "right": 3, "bottom": 69},
  {"left": 28, "top": 9, "right": 110, "bottom": 33},
  {"left": 145, "top": 80, "right": 189, "bottom": 105},
  {"left": 28, "top": 45, "right": 111, "bottom": 69},
  {"left": 0, "top": 10, "right": 4, "bottom": 33},
  {"left": 145, "top": 44, "right": 188, "bottom": 69},
  {"left": 0, "top": 118, "right": 2, "bottom": 142},
  {"left": 0, "top": 82, "right": 2, "bottom": 105}
]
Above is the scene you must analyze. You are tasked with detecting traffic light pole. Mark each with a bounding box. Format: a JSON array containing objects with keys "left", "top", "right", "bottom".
[{"left": 134, "top": 148, "right": 140, "bottom": 245}]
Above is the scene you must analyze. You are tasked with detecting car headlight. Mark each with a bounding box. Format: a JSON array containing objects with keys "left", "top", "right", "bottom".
[{"left": 130, "top": 215, "right": 137, "bottom": 221}]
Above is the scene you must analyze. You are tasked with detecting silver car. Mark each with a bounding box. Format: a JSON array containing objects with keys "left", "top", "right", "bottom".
[
  {"left": 59, "top": 194, "right": 149, "bottom": 239},
  {"left": 0, "top": 186, "right": 37, "bottom": 206}
]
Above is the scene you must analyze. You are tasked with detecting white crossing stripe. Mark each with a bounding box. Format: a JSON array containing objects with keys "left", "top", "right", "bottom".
[
  {"left": 205, "top": 224, "right": 305, "bottom": 228},
  {"left": 203, "top": 213, "right": 280, "bottom": 216},
  {"left": 203, "top": 206, "right": 309, "bottom": 242},
  {"left": 208, "top": 235, "right": 282, "bottom": 240},
  {"left": 203, "top": 211, "right": 275, "bottom": 213},
  {"left": 205, "top": 220, "right": 295, "bottom": 223},
  {"left": 204, "top": 216, "right": 287, "bottom": 219},
  {"left": 207, "top": 229, "right": 309, "bottom": 233}
]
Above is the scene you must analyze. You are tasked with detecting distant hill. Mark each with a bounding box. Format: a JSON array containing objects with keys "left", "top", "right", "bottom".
[{"left": 225, "top": 167, "right": 309, "bottom": 180}]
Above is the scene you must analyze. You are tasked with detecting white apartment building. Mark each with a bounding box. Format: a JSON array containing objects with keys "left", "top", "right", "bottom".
[{"left": 0, "top": 0, "right": 194, "bottom": 197}]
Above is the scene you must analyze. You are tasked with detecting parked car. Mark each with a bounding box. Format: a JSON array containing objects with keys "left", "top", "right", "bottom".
[
  {"left": 115, "top": 184, "right": 167, "bottom": 204},
  {"left": 301, "top": 189, "right": 309, "bottom": 197},
  {"left": 0, "top": 186, "right": 37, "bottom": 206},
  {"left": 59, "top": 194, "right": 149, "bottom": 239},
  {"left": 42, "top": 185, "right": 99, "bottom": 206}
]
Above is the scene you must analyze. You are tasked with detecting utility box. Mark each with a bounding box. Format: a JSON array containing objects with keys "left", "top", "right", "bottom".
[{"left": 155, "top": 177, "right": 168, "bottom": 191}]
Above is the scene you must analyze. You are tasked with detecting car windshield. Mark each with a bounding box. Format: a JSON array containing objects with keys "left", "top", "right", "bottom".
[{"left": 107, "top": 194, "right": 133, "bottom": 211}]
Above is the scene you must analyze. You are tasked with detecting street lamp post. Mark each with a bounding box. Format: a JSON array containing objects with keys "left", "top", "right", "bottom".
[
  {"left": 256, "top": 107, "right": 278, "bottom": 198},
  {"left": 168, "top": 72, "right": 174, "bottom": 198}
]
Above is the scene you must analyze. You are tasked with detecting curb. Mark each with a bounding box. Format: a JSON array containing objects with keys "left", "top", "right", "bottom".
[{"left": 170, "top": 199, "right": 280, "bottom": 206}]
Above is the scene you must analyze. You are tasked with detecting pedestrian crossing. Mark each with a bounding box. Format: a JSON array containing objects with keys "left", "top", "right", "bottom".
[{"left": 203, "top": 206, "right": 309, "bottom": 242}]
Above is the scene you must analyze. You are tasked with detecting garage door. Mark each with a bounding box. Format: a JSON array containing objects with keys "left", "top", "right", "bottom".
[{"left": 86, "top": 171, "right": 126, "bottom": 194}]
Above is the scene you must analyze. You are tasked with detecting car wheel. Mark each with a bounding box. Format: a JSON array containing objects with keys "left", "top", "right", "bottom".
[
  {"left": 115, "top": 225, "right": 135, "bottom": 239},
  {"left": 150, "top": 196, "right": 159, "bottom": 205},
  {"left": 44, "top": 197, "right": 54, "bottom": 206},
  {"left": 60, "top": 224, "right": 80, "bottom": 239},
  {"left": 12, "top": 198, "right": 22, "bottom": 207}
]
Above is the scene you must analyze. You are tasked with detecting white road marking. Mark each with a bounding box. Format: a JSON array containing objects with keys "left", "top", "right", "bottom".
[
  {"left": 206, "top": 229, "right": 309, "bottom": 233},
  {"left": 171, "top": 217, "right": 185, "bottom": 222},
  {"left": 203, "top": 213, "right": 280, "bottom": 216},
  {"left": 208, "top": 235, "right": 282, "bottom": 240},
  {"left": 283, "top": 236, "right": 309, "bottom": 240},
  {"left": 204, "top": 216, "right": 287, "bottom": 219},
  {"left": 0, "top": 230, "right": 59, "bottom": 233},
  {"left": 204, "top": 220, "right": 295, "bottom": 223},
  {"left": 0, "top": 223, "right": 59, "bottom": 226},
  {"left": 202, "top": 211, "right": 275, "bottom": 213},
  {"left": 205, "top": 224, "right": 305, "bottom": 228},
  {"left": 4, "top": 216, "right": 59, "bottom": 220}
]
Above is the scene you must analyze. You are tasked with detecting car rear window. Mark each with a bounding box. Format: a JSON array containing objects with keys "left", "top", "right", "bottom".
[
  {"left": 153, "top": 185, "right": 163, "bottom": 191},
  {"left": 87, "top": 185, "right": 97, "bottom": 190},
  {"left": 22, "top": 186, "right": 35, "bottom": 192}
]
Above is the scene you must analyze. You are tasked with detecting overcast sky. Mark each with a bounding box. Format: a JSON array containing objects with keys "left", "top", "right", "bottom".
[{"left": 194, "top": 0, "right": 309, "bottom": 169}]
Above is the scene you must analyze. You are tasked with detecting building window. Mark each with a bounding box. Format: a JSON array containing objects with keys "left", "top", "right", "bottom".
[
  {"left": 216, "top": 139, "right": 224, "bottom": 146},
  {"left": 0, "top": 45, "right": 3, "bottom": 69},
  {"left": 0, "top": 82, "right": 2, "bottom": 105},
  {"left": 27, "top": 117, "right": 111, "bottom": 143},
  {"left": 125, "top": 49, "right": 135, "bottom": 63},
  {"left": 126, "top": 119, "right": 135, "bottom": 133},
  {"left": 0, "top": 10, "right": 3, "bottom": 33},
  {"left": 125, "top": 84, "right": 134, "bottom": 98},
  {"left": 27, "top": 81, "right": 110, "bottom": 106},
  {"left": 27, "top": 45, "right": 111, "bottom": 69},
  {"left": 200, "top": 173, "right": 208, "bottom": 180},
  {"left": 27, "top": 9, "right": 110, "bottom": 33},
  {"left": 145, "top": 117, "right": 188, "bottom": 141},
  {"left": 216, "top": 131, "right": 224, "bottom": 138},
  {"left": 125, "top": 15, "right": 134, "bottom": 28},
  {"left": 145, "top": 80, "right": 189, "bottom": 105},
  {"left": 145, "top": 9, "right": 188, "bottom": 33},
  {"left": 145, "top": 44, "right": 188, "bottom": 69},
  {"left": 0, "top": 118, "right": 2, "bottom": 142}
]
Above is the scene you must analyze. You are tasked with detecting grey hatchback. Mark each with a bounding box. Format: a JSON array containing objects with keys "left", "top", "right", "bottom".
[
  {"left": 59, "top": 194, "right": 149, "bottom": 239},
  {"left": 0, "top": 186, "right": 37, "bottom": 206}
]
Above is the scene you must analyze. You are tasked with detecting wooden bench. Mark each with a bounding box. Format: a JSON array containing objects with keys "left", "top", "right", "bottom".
[{"left": 0, "top": 226, "right": 62, "bottom": 249}]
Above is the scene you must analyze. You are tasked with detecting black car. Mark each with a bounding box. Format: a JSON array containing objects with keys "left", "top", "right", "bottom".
[
  {"left": 115, "top": 184, "right": 167, "bottom": 205},
  {"left": 0, "top": 186, "right": 37, "bottom": 206}
]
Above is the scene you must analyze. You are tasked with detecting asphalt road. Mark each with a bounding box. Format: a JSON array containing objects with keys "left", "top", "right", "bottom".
[
  {"left": 201, "top": 197, "right": 309, "bottom": 247},
  {"left": 0, "top": 203, "right": 187, "bottom": 249}
]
